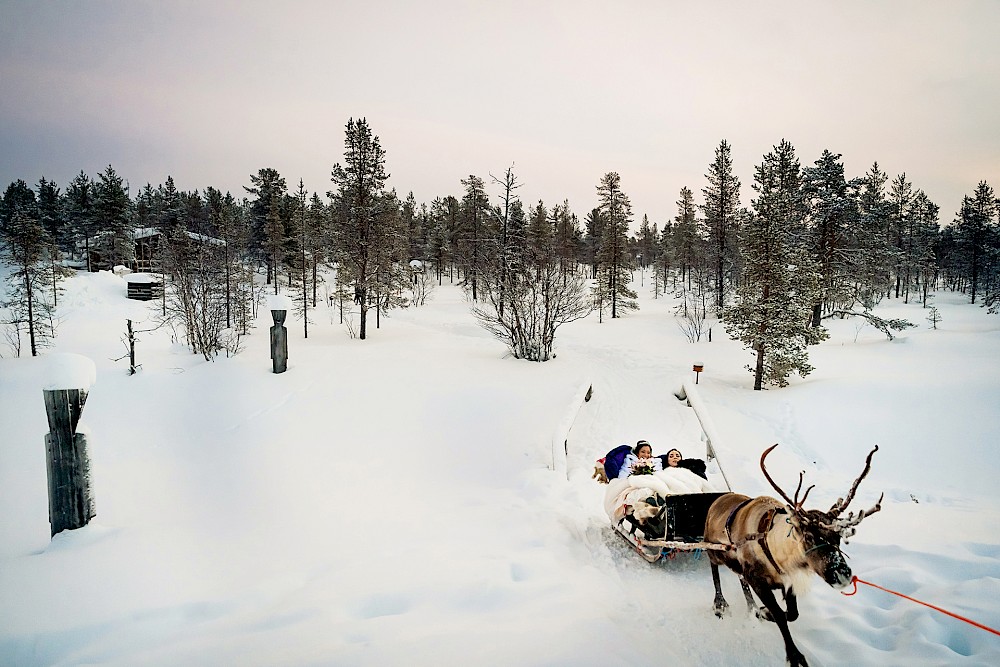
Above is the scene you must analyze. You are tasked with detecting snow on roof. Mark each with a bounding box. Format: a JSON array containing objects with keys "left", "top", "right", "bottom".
[
  {"left": 44, "top": 353, "right": 97, "bottom": 391},
  {"left": 133, "top": 227, "right": 160, "bottom": 240},
  {"left": 267, "top": 294, "right": 295, "bottom": 311},
  {"left": 124, "top": 273, "right": 161, "bottom": 283},
  {"left": 132, "top": 227, "right": 226, "bottom": 246}
]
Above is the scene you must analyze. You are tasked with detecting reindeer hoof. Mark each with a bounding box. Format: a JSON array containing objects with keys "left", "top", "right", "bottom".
[
  {"left": 787, "top": 651, "right": 808, "bottom": 666},
  {"left": 755, "top": 606, "right": 775, "bottom": 622},
  {"left": 713, "top": 602, "right": 730, "bottom": 618}
]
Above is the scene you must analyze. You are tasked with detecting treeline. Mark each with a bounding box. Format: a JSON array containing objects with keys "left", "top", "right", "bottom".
[{"left": 1, "top": 122, "right": 998, "bottom": 379}]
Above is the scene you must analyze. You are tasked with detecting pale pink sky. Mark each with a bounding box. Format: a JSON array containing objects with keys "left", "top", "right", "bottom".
[{"left": 2, "top": 0, "right": 998, "bottom": 226}]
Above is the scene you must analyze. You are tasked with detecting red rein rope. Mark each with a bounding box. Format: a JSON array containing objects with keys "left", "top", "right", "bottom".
[{"left": 843, "top": 575, "right": 1000, "bottom": 638}]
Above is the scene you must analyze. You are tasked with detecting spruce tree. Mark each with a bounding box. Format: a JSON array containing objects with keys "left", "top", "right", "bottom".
[
  {"left": 1, "top": 211, "right": 57, "bottom": 356},
  {"left": 457, "top": 175, "right": 492, "bottom": 301},
  {"left": 65, "top": 172, "right": 98, "bottom": 269},
  {"left": 700, "top": 140, "right": 742, "bottom": 313},
  {"left": 953, "top": 181, "right": 999, "bottom": 304},
  {"left": 0, "top": 179, "right": 38, "bottom": 233},
  {"left": 93, "top": 165, "right": 134, "bottom": 269},
  {"left": 329, "top": 117, "right": 401, "bottom": 340},
  {"left": 855, "top": 162, "right": 893, "bottom": 309},
  {"left": 887, "top": 174, "right": 915, "bottom": 299},
  {"left": 595, "top": 172, "right": 638, "bottom": 319},
  {"left": 245, "top": 168, "right": 288, "bottom": 285},
  {"left": 801, "top": 150, "right": 861, "bottom": 324},
  {"left": 725, "top": 140, "right": 826, "bottom": 390}
]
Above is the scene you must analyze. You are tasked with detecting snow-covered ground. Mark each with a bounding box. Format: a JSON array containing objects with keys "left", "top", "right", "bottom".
[{"left": 1, "top": 268, "right": 998, "bottom": 666}]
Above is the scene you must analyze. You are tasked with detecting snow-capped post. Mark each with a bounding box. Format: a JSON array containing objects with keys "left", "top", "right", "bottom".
[
  {"left": 551, "top": 382, "right": 594, "bottom": 479},
  {"left": 268, "top": 294, "right": 293, "bottom": 374},
  {"left": 42, "top": 353, "right": 97, "bottom": 537},
  {"left": 693, "top": 361, "right": 704, "bottom": 384}
]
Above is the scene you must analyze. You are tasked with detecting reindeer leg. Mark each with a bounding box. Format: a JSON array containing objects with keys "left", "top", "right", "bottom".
[
  {"left": 783, "top": 587, "right": 799, "bottom": 622},
  {"left": 751, "top": 583, "right": 808, "bottom": 667},
  {"left": 710, "top": 562, "right": 729, "bottom": 618},
  {"left": 738, "top": 576, "right": 760, "bottom": 617}
]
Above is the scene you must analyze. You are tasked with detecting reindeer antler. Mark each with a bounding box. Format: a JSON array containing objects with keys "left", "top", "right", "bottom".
[
  {"left": 822, "top": 492, "right": 884, "bottom": 538},
  {"left": 761, "top": 444, "right": 800, "bottom": 509},
  {"left": 829, "top": 445, "right": 880, "bottom": 517}
]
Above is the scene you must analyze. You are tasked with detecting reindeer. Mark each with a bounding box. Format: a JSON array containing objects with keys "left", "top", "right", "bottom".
[{"left": 704, "top": 444, "right": 882, "bottom": 667}]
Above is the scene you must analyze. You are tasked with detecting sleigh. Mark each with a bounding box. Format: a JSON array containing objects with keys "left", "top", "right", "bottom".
[
  {"left": 596, "top": 445, "right": 732, "bottom": 563},
  {"left": 611, "top": 488, "right": 731, "bottom": 562}
]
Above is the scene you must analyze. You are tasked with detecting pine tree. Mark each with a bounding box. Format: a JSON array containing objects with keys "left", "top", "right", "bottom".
[
  {"left": 36, "top": 178, "right": 68, "bottom": 253},
  {"left": 551, "top": 200, "right": 581, "bottom": 277},
  {"left": 65, "top": 172, "right": 97, "bottom": 270},
  {"left": 426, "top": 196, "right": 456, "bottom": 284},
  {"left": 670, "top": 186, "right": 700, "bottom": 289},
  {"left": 700, "top": 140, "right": 742, "bottom": 313},
  {"left": 887, "top": 174, "right": 915, "bottom": 299},
  {"left": 457, "top": 174, "right": 492, "bottom": 301},
  {"left": 953, "top": 181, "right": 998, "bottom": 304},
  {"left": 595, "top": 172, "right": 638, "bottom": 319},
  {"left": 401, "top": 191, "right": 424, "bottom": 260},
  {"left": 329, "top": 117, "right": 400, "bottom": 340},
  {"left": 725, "top": 140, "right": 826, "bottom": 390},
  {"left": 801, "top": 150, "right": 861, "bottom": 324},
  {"left": 1, "top": 211, "right": 58, "bottom": 356},
  {"left": 854, "top": 162, "right": 893, "bottom": 309},
  {"left": 93, "top": 165, "right": 134, "bottom": 269},
  {"left": 583, "top": 207, "right": 604, "bottom": 280},
  {"left": 0, "top": 179, "right": 38, "bottom": 233},
  {"left": 157, "top": 176, "right": 184, "bottom": 233},
  {"left": 526, "top": 199, "right": 553, "bottom": 270},
  {"left": 245, "top": 168, "right": 288, "bottom": 286},
  {"left": 899, "top": 190, "right": 940, "bottom": 304}
]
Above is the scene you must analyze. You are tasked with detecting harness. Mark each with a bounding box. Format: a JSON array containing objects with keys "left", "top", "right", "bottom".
[{"left": 724, "top": 499, "right": 789, "bottom": 574}]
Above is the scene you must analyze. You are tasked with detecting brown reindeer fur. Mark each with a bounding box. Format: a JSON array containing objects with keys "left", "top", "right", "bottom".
[{"left": 704, "top": 493, "right": 811, "bottom": 591}]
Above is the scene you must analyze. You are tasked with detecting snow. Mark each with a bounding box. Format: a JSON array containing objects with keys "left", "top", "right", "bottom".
[
  {"left": 266, "top": 293, "right": 295, "bottom": 312},
  {"left": 41, "top": 352, "right": 97, "bottom": 392},
  {"left": 124, "top": 273, "right": 158, "bottom": 284},
  {"left": 1, "top": 268, "right": 999, "bottom": 666}
]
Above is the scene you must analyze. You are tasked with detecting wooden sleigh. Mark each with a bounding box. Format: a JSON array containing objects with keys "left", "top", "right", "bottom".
[{"left": 612, "top": 491, "right": 731, "bottom": 563}]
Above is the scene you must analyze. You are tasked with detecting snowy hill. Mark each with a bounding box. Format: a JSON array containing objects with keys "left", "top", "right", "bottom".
[{"left": 1, "top": 269, "right": 999, "bottom": 666}]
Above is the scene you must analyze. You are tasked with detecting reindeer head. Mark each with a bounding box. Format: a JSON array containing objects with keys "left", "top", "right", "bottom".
[{"left": 761, "top": 444, "right": 883, "bottom": 588}]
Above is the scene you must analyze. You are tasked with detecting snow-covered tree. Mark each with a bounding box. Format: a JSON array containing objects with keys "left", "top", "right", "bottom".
[
  {"left": 725, "top": 140, "right": 827, "bottom": 390},
  {"left": 853, "top": 162, "right": 893, "bottom": 309},
  {"left": 329, "top": 119, "right": 409, "bottom": 339},
  {"left": 472, "top": 246, "right": 592, "bottom": 361},
  {"left": 802, "top": 150, "right": 861, "bottom": 324},
  {"left": 700, "top": 140, "right": 742, "bottom": 313},
  {"left": 595, "top": 172, "right": 637, "bottom": 319},
  {"left": 93, "top": 165, "right": 134, "bottom": 269},
  {"left": 1, "top": 211, "right": 59, "bottom": 356},
  {"left": 245, "top": 168, "right": 288, "bottom": 286},
  {"left": 952, "top": 181, "right": 998, "bottom": 305},
  {"left": 456, "top": 175, "right": 493, "bottom": 301}
]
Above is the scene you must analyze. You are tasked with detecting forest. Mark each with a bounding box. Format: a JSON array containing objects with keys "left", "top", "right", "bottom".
[{"left": 2, "top": 118, "right": 998, "bottom": 388}]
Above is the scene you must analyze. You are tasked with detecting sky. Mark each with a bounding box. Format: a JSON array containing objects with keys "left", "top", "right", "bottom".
[
  {"left": 1, "top": 266, "right": 999, "bottom": 665},
  {"left": 2, "top": 0, "right": 999, "bottom": 227}
]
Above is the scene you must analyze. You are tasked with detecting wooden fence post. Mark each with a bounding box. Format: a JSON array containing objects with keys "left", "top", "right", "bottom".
[
  {"left": 43, "top": 387, "right": 96, "bottom": 536},
  {"left": 267, "top": 294, "right": 293, "bottom": 374},
  {"left": 270, "top": 309, "right": 288, "bottom": 373}
]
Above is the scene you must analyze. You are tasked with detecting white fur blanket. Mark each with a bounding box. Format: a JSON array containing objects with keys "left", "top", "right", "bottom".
[{"left": 604, "top": 467, "right": 720, "bottom": 523}]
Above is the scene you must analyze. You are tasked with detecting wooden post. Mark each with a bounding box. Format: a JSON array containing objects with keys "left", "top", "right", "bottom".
[
  {"left": 43, "top": 388, "right": 96, "bottom": 536},
  {"left": 270, "top": 309, "right": 288, "bottom": 373}
]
